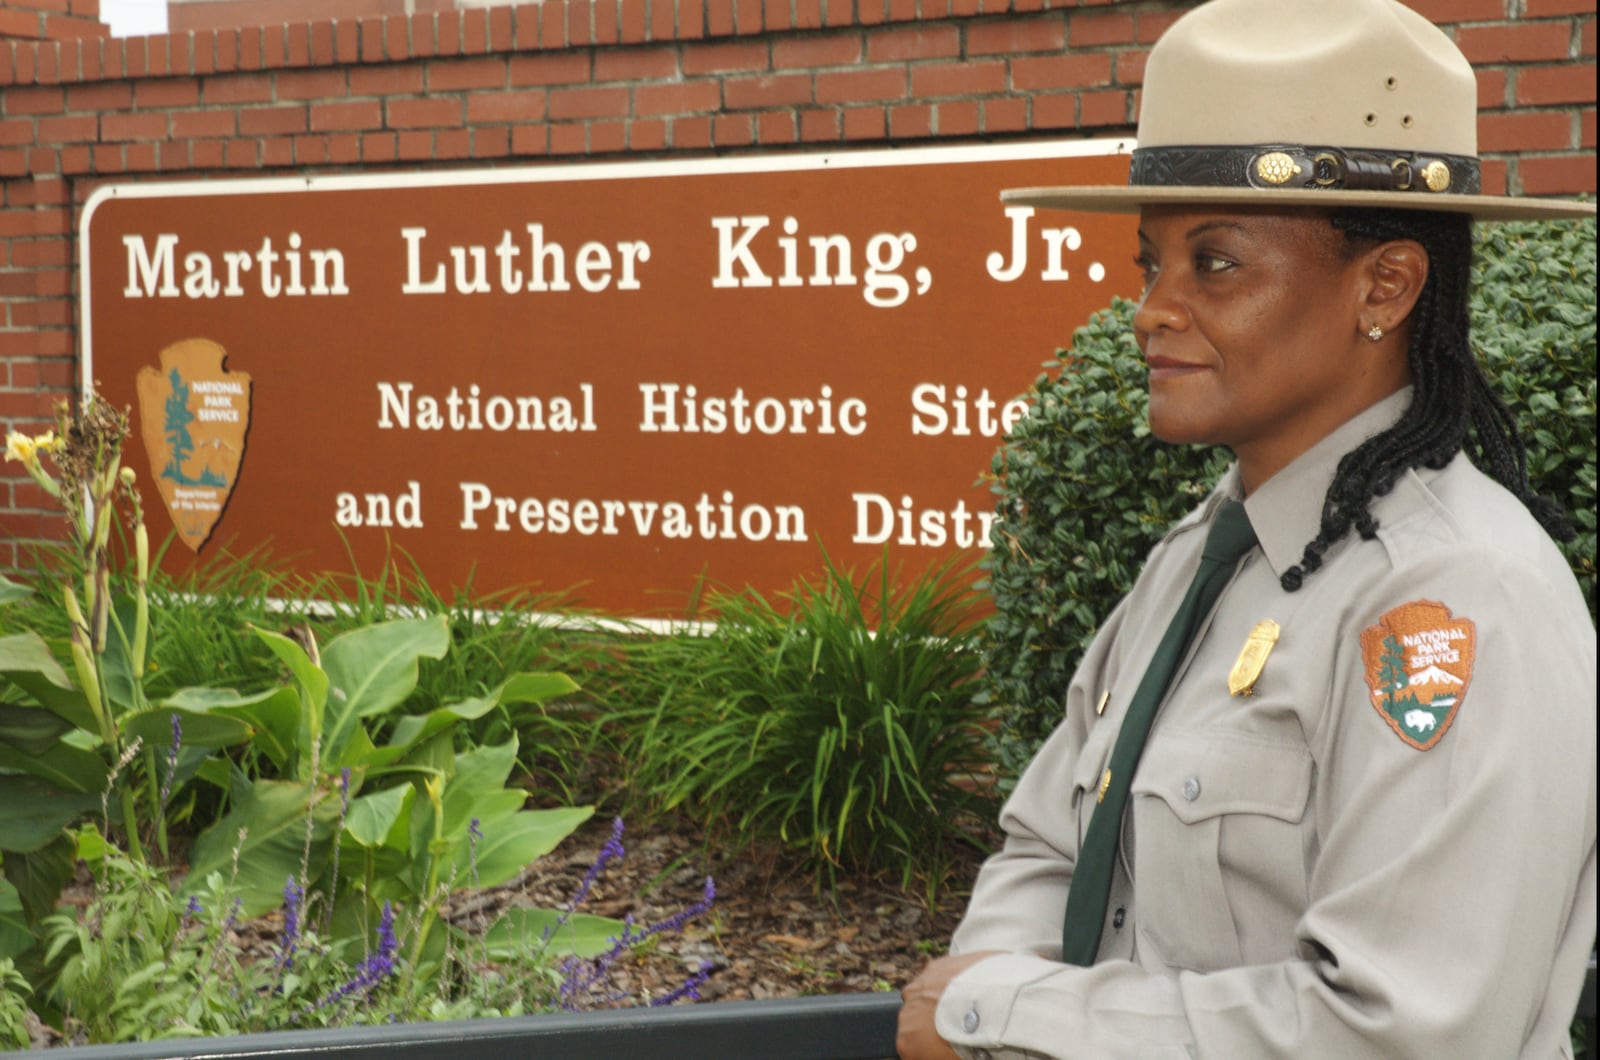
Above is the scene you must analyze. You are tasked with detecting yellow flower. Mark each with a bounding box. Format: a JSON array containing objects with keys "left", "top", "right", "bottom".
[{"left": 4, "top": 431, "right": 35, "bottom": 465}]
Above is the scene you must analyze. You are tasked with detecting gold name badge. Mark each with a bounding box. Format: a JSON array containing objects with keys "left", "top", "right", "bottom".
[{"left": 1228, "top": 619, "right": 1280, "bottom": 697}]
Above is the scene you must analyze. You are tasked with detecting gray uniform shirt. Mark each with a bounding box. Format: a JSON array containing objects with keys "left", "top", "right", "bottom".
[{"left": 938, "top": 392, "right": 1598, "bottom": 1058}]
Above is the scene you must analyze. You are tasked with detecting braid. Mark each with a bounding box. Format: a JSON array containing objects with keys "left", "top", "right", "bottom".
[{"left": 1278, "top": 208, "right": 1574, "bottom": 593}]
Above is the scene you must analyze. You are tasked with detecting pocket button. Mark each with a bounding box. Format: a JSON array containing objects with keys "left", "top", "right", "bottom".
[{"left": 1182, "top": 775, "right": 1202, "bottom": 802}]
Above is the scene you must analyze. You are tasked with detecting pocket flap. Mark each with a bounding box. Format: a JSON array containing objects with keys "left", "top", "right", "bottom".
[{"left": 1130, "top": 731, "right": 1312, "bottom": 825}]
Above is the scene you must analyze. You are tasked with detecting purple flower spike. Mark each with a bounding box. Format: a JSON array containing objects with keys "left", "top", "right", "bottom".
[
  {"left": 650, "top": 961, "right": 715, "bottom": 1007},
  {"left": 567, "top": 817, "right": 625, "bottom": 914},
  {"left": 160, "top": 714, "right": 182, "bottom": 807},
  {"left": 312, "top": 901, "right": 398, "bottom": 1013},
  {"left": 277, "top": 876, "right": 304, "bottom": 971}
]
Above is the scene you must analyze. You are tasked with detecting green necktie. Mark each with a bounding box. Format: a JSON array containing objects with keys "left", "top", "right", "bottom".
[{"left": 1060, "top": 499, "right": 1257, "bottom": 966}]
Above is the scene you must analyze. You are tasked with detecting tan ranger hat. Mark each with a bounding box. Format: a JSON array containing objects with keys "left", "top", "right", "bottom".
[{"left": 1005, "top": 0, "right": 1596, "bottom": 220}]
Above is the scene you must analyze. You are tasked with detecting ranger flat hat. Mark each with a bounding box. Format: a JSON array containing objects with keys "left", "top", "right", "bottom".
[{"left": 1005, "top": 0, "right": 1596, "bottom": 220}]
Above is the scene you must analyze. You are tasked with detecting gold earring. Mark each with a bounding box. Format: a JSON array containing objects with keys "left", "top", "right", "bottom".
[{"left": 1366, "top": 323, "right": 1384, "bottom": 342}]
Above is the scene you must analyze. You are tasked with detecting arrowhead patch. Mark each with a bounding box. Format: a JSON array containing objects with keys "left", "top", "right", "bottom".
[
  {"left": 135, "top": 339, "right": 252, "bottom": 553},
  {"left": 1359, "top": 600, "right": 1474, "bottom": 751}
]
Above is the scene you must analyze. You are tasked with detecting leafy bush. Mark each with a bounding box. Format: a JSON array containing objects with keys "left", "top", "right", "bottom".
[
  {"left": 980, "top": 216, "right": 1597, "bottom": 770},
  {"left": 607, "top": 553, "right": 995, "bottom": 890}
]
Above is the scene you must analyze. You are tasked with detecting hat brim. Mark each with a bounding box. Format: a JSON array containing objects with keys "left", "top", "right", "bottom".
[{"left": 1002, "top": 184, "right": 1597, "bottom": 221}]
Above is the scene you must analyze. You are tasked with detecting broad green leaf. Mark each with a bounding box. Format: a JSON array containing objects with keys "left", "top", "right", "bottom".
[
  {"left": 0, "top": 702, "right": 74, "bottom": 755},
  {"left": 481, "top": 906, "right": 622, "bottom": 960},
  {"left": 0, "top": 878, "right": 33, "bottom": 960},
  {"left": 499, "top": 672, "right": 581, "bottom": 704},
  {"left": 0, "top": 632, "right": 97, "bottom": 733},
  {"left": 2, "top": 832, "right": 75, "bottom": 926},
  {"left": 0, "top": 738, "right": 107, "bottom": 794},
  {"left": 0, "top": 775, "right": 100, "bottom": 853},
  {"left": 344, "top": 783, "right": 412, "bottom": 849},
  {"left": 181, "top": 778, "right": 339, "bottom": 917},
  {"left": 254, "top": 626, "right": 329, "bottom": 713},
  {"left": 0, "top": 573, "right": 32, "bottom": 607},
  {"left": 320, "top": 616, "right": 449, "bottom": 761},
  {"left": 450, "top": 806, "right": 593, "bottom": 890},
  {"left": 121, "top": 706, "right": 253, "bottom": 754},
  {"left": 99, "top": 594, "right": 144, "bottom": 715},
  {"left": 437, "top": 739, "right": 519, "bottom": 838},
  {"left": 362, "top": 692, "right": 502, "bottom": 769}
]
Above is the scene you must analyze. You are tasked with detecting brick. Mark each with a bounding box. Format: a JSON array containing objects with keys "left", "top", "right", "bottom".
[
  {"left": 510, "top": 123, "right": 548, "bottom": 155},
  {"left": 1583, "top": 106, "right": 1596, "bottom": 147},
  {"left": 328, "top": 132, "right": 361, "bottom": 163},
  {"left": 260, "top": 136, "right": 294, "bottom": 166},
  {"left": 594, "top": 45, "right": 678, "bottom": 81},
  {"left": 223, "top": 139, "right": 257, "bottom": 168},
  {"left": 589, "top": 119, "right": 627, "bottom": 152},
  {"left": 982, "top": 96, "right": 1026, "bottom": 133},
  {"left": 335, "top": 19, "right": 361, "bottom": 63},
  {"left": 1525, "top": 0, "right": 1595, "bottom": 13},
  {"left": 361, "top": 131, "right": 397, "bottom": 161},
  {"left": 756, "top": 109, "right": 796, "bottom": 143},
  {"left": 592, "top": 0, "right": 621, "bottom": 46},
  {"left": 38, "top": 114, "right": 96, "bottom": 142},
  {"left": 539, "top": 3, "right": 564, "bottom": 48},
  {"left": 888, "top": 102, "right": 932, "bottom": 137},
  {"left": 430, "top": 56, "right": 505, "bottom": 91},
  {"left": 239, "top": 105, "right": 309, "bottom": 136},
  {"left": 911, "top": 60, "right": 1006, "bottom": 98},
  {"left": 4, "top": 87, "right": 64, "bottom": 115},
  {"left": 473, "top": 124, "right": 510, "bottom": 157},
  {"left": 823, "top": 0, "right": 854, "bottom": 27},
  {"left": 713, "top": 112, "right": 755, "bottom": 145},
  {"left": 1013, "top": 52, "right": 1114, "bottom": 91},
  {"left": 680, "top": 0, "right": 705, "bottom": 39},
  {"left": 1516, "top": 64, "right": 1597, "bottom": 105},
  {"left": 793, "top": 0, "right": 822, "bottom": 29},
  {"left": 887, "top": 0, "right": 917, "bottom": 18},
  {"left": 1480, "top": 157, "right": 1509, "bottom": 194},
  {"left": 865, "top": 24, "right": 958, "bottom": 62},
  {"left": 725, "top": 72, "right": 812, "bottom": 108},
  {"left": 387, "top": 97, "right": 463, "bottom": 128},
  {"left": 968, "top": 16, "right": 1064, "bottom": 56},
  {"left": 1070, "top": 11, "right": 1134, "bottom": 47},
  {"left": 815, "top": 67, "right": 906, "bottom": 104},
  {"left": 682, "top": 40, "right": 767, "bottom": 74},
  {"left": 773, "top": 33, "right": 859, "bottom": 69},
  {"left": 466, "top": 90, "right": 546, "bottom": 123},
  {"left": 189, "top": 139, "right": 224, "bottom": 168},
  {"left": 350, "top": 64, "right": 424, "bottom": 95},
  {"left": 65, "top": 81, "right": 128, "bottom": 109},
  {"left": 706, "top": 0, "right": 734, "bottom": 35},
  {"left": 463, "top": 7, "right": 490, "bottom": 53},
  {"left": 203, "top": 73, "right": 273, "bottom": 104},
  {"left": 387, "top": 12, "right": 410, "bottom": 59},
  {"left": 396, "top": 129, "right": 433, "bottom": 160},
  {"left": 650, "top": 0, "right": 675, "bottom": 42},
  {"left": 1478, "top": 109, "right": 1575, "bottom": 151},
  {"left": 1584, "top": 16, "right": 1595, "bottom": 58},
  {"left": 634, "top": 80, "right": 722, "bottom": 115},
  {"left": 1457, "top": 23, "right": 1576, "bottom": 64},
  {"left": 619, "top": 0, "right": 647, "bottom": 43},
  {"left": 277, "top": 68, "right": 347, "bottom": 100},
  {"left": 1518, "top": 153, "right": 1597, "bottom": 193},
  {"left": 798, "top": 107, "right": 837, "bottom": 141},
  {"left": 1404, "top": 0, "right": 1505, "bottom": 21},
  {"left": 310, "top": 20, "right": 334, "bottom": 64},
  {"left": 1113, "top": 49, "right": 1148, "bottom": 86},
  {"left": 170, "top": 109, "right": 236, "bottom": 138},
  {"left": 629, "top": 116, "right": 668, "bottom": 149},
  {"left": 549, "top": 122, "right": 586, "bottom": 154},
  {"left": 100, "top": 112, "right": 167, "bottom": 141},
  {"left": 293, "top": 134, "right": 328, "bottom": 164},
  {"left": 509, "top": 51, "right": 591, "bottom": 86},
  {"left": 1079, "top": 88, "right": 1131, "bottom": 128},
  {"left": 310, "top": 99, "right": 383, "bottom": 131},
  {"left": 566, "top": 1, "right": 595, "bottom": 48},
  {"left": 548, "top": 85, "right": 629, "bottom": 120},
  {"left": 132, "top": 78, "right": 199, "bottom": 108},
  {"left": 672, "top": 114, "right": 712, "bottom": 147},
  {"left": 733, "top": 0, "right": 762, "bottom": 33},
  {"left": 1477, "top": 67, "right": 1510, "bottom": 108}
]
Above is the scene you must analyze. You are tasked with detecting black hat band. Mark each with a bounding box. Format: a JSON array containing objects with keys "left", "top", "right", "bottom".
[{"left": 1129, "top": 145, "right": 1482, "bottom": 196}]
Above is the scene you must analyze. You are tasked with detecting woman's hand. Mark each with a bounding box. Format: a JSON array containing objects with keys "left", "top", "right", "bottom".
[{"left": 897, "top": 950, "right": 1004, "bottom": 1059}]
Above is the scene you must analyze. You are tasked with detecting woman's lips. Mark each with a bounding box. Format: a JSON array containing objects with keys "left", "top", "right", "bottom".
[{"left": 1145, "top": 355, "right": 1209, "bottom": 380}]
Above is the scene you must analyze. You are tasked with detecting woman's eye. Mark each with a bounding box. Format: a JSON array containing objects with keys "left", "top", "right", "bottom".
[
  {"left": 1133, "top": 255, "right": 1158, "bottom": 286},
  {"left": 1195, "top": 253, "right": 1234, "bottom": 273}
]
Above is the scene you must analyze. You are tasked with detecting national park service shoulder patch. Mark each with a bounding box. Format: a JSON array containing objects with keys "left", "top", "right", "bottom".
[{"left": 1359, "top": 600, "right": 1475, "bottom": 751}]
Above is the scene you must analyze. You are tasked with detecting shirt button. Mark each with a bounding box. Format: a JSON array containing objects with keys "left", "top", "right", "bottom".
[
  {"left": 1113, "top": 906, "right": 1126, "bottom": 930},
  {"left": 1182, "top": 775, "right": 1202, "bottom": 802},
  {"left": 963, "top": 1005, "right": 980, "bottom": 1033}
]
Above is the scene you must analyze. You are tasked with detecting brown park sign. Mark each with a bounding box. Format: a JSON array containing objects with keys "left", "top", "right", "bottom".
[{"left": 82, "top": 141, "right": 1140, "bottom": 622}]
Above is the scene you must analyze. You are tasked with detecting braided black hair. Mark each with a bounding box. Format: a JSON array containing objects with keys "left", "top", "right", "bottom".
[{"left": 1277, "top": 207, "right": 1575, "bottom": 592}]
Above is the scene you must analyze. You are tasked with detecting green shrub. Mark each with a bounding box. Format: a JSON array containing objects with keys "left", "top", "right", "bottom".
[
  {"left": 608, "top": 552, "right": 995, "bottom": 891},
  {"left": 980, "top": 216, "right": 1597, "bottom": 771}
]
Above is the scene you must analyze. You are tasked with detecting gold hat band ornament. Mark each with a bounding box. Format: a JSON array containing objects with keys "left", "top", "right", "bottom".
[
  {"left": 1000, "top": 0, "right": 1595, "bottom": 221},
  {"left": 1228, "top": 619, "right": 1281, "bottom": 697}
]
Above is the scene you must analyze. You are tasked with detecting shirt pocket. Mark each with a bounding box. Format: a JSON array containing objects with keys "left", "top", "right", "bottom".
[{"left": 1129, "top": 731, "right": 1313, "bottom": 973}]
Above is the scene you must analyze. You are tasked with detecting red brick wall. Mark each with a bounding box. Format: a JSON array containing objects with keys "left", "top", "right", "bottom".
[{"left": 2, "top": 0, "right": 1595, "bottom": 565}]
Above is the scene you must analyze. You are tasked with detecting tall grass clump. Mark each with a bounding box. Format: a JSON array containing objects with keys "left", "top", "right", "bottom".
[{"left": 608, "top": 552, "right": 996, "bottom": 892}]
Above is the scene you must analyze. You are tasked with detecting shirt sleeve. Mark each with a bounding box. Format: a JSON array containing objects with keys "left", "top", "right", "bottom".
[{"left": 936, "top": 548, "right": 1598, "bottom": 1059}]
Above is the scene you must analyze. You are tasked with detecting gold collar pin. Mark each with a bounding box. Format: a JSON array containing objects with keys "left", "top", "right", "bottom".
[{"left": 1228, "top": 619, "right": 1280, "bottom": 696}]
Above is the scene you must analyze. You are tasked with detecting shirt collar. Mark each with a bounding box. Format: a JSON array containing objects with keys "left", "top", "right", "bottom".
[{"left": 1232, "top": 388, "right": 1415, "bottom": 579}]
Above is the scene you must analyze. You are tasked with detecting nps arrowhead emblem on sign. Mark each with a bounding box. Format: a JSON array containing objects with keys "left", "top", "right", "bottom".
[{"left": 134, "top": 339, "right": 252, "bottom": 553}]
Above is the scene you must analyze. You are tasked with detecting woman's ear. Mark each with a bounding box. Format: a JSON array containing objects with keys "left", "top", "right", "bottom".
[{"left": 1363, "top": 239, "right": 1429, "bottom": 333}]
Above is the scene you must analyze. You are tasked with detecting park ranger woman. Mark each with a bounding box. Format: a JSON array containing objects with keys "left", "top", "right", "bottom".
[{"left": 897, "top": 0, "right": 1598, "bottom": 1056}]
